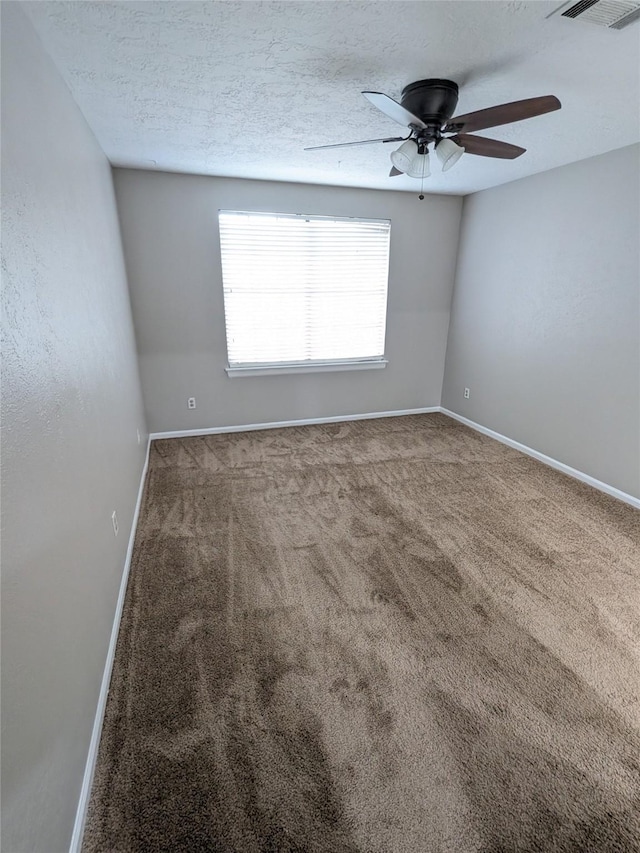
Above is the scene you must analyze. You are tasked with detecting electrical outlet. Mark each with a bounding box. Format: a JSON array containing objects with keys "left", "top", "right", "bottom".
[
  {"left": 188, "top": 397, "right": 196, "bottom": 410},
  {"left": 111, "top": 510, "right": 119, "bottom": 537},
  {"left": 464, "top": 387, "right": 470, "bottom": 399}
]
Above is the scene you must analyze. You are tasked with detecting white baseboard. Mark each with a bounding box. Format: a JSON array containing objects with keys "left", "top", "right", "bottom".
[
  {"left": 69, "top": 437, "right": 152, "bottom": 853},
  {"left": 149, "top": 407, "right": 441, "bottom": 440},
  {"left": 440, "top": 408, "right": 640, "bottom": 510}
]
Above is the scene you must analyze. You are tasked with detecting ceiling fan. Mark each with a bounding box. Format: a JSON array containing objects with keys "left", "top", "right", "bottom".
[{"left": 305, "top": 79, "right": 561, "bottom": 184}]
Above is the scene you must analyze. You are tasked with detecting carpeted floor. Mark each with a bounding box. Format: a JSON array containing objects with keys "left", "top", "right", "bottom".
[{"left": 84, "top": 413, "right": 640, "bottom": 853}]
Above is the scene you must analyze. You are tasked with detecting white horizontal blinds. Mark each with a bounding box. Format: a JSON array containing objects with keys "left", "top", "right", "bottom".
[{"left": 219, "top": 211, "right": 390, "bottom": 366}]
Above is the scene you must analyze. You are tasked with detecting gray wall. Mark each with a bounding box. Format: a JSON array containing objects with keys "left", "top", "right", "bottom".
[
  {"left": 113, "top": 169, "right": 462, "bottom": 433},
  {"left": 442, "top": 144, "right": 640, "bottom": 499},
  {"left": 1, "top": 5, "right": 147, "bottom": 851}
]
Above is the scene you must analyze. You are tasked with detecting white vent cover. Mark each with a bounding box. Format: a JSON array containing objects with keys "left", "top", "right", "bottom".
[{"left": 552, "top": 0, "right": 640, "bottom": 28}]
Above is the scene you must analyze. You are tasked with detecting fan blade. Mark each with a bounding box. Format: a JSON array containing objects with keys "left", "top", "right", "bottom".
[
  {"left": 362, "top": 91, "right": 427, "bottom": 130},
  {"left": 451, "top": 134, "right": 526, "bottom": 159},
  {"left": 445, "top": 95, "right": 561, "bottom": 134},
  {"left": 389, "top": 167, "right": 403, "bottom": 177},
  {"left": 304, "top": 136, "right": 405, "bottom": 151}
]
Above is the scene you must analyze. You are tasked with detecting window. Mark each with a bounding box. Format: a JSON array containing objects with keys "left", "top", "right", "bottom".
[{"left": 218, "top": 210, "right": 390, "bottom": 376}]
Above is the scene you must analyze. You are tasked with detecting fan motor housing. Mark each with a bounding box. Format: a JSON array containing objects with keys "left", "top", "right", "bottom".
[{"left": 401, "top": 79, "right": 459, "bottom": 126}]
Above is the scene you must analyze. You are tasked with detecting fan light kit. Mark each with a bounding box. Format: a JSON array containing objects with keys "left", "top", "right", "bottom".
[
  {"left": 306, "top": 79, "right": 561, "bottom": 198},
  {"left": 391, "top": 140, "right": 431, "bottom": 178}
]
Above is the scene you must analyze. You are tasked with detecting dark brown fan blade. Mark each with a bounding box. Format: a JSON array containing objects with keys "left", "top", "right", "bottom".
[
  {"left": 362, "top": 92, "right": 427, "bottom": 130},
  {"left": 452, "top": 134, "right": 526, "bottom": 159},
  {"left": 389, "top": 167, "right": 403, "bottom": 177},
  {"left": 445, "top": 96, "right": 560, "bottom": 134},
  {"left": 305, "top": 136, "right": 405, "bottom": 151}
]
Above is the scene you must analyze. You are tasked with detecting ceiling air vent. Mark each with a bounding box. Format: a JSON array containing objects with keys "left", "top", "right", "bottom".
[{"left": 554, "top": 0, "right": 640, "bottom": 28}]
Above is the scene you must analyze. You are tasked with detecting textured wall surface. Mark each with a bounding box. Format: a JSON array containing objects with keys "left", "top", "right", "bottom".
[
  {"left": 1, "top": 5, "right": 147, "bottom": 851},
  {"left": 442, "top": 144, "right": 640, "bottom": 498},
  {"left": 113, "top": 169, "right": 462, "bottom": 433},
  {"left": 25, "top": 0, "right": 640, "bottom": 194}
]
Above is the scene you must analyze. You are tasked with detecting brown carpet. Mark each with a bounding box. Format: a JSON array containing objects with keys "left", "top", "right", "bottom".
[{"left": 84, "top": 413, "right": 640, "bottom": 853}]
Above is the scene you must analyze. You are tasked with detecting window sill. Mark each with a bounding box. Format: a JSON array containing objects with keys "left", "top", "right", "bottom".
[{"left": 225, "top": 359, "right": 388, "bottom": 378}]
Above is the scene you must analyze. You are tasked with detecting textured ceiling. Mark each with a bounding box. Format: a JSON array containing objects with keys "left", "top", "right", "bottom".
[{"left": 24, "top": 0, "right": 640, "bottom": 195}]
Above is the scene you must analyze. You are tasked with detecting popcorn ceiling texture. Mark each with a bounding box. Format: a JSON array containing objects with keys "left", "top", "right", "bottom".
[
  {"left": 25, "top": 0, "right": 640, "bottom": 195},
  {"left": 84, "top": 415, "right": 640, "bottom": 852}
]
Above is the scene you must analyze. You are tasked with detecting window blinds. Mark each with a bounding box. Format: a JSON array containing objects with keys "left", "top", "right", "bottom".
[{"left": 218, "top": 211, "right": 390, "bottom": 367}]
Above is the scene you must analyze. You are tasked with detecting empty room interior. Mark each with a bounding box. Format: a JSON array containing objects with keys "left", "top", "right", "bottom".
[{"left": 2, "top": 1, "right": 640, "bottom": 851}]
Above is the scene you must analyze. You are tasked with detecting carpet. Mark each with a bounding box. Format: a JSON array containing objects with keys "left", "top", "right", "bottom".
[{"left": 83, "top": 413, "right": 640, "bottom": 852}]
